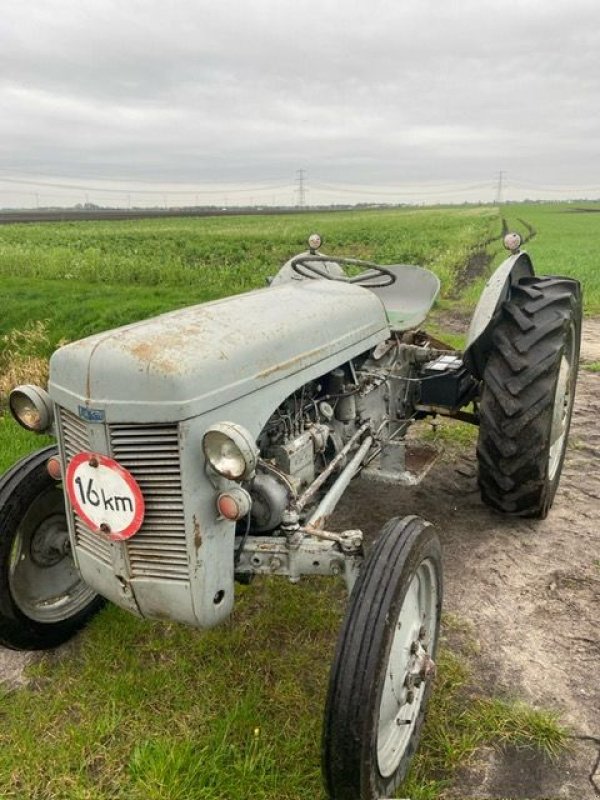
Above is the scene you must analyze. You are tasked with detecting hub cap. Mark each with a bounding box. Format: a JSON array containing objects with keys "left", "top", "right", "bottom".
[
  {"left": 377, "top": 558, "right": 439, "bottom": 777},
  {"left": 9, "top": 486, "right": 97, "bottom": 623}
]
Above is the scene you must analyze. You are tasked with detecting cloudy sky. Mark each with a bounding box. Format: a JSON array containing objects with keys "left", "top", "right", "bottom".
[{"left": 1, "top": 0, "right": 599, "bottom": 207}]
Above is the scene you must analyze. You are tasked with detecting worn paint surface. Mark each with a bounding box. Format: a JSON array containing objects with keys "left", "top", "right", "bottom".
[
  {"left": 193, "top": 515, "right": 202, "bottom": 550},
  {"left": 50, "top": 279, "right": 389, "bottom": 420}
]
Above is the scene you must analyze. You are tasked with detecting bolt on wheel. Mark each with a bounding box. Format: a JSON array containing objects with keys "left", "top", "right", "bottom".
[
  {"left": 322, "top": 515, "right": 442, "bottom": 800},
  {"left": 377, "top": 558, "right": 438, "bottom": 778}
]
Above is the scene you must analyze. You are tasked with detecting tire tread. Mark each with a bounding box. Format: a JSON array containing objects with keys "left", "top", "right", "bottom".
[
  {"left": 477, "top": 276, "right": 581, "bottom": 517},
  {"left": 0, "top": 446, "right": 104, "bottom": 650},
  {"left": 323, "top": 516, "right": 442, "bottom": 800}
]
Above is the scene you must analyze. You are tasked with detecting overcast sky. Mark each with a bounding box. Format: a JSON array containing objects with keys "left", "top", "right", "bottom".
[{"left": 1, "top": 0, "right": 599, "bottom": 207}]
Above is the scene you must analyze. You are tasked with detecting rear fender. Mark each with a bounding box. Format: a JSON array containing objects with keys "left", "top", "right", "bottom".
[{"left": 463, "top": 251, "right": 534, "bottom": 380}]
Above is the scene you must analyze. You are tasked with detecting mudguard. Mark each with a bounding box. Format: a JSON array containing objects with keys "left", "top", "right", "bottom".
[{"left": 463, "top": 250, "right": 534, "bottom": 380}]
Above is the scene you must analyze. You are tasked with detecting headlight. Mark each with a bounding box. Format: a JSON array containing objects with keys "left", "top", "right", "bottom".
[
  {"left": 9, "top": 385, "right": 54, "bottom": 432},
  {"left": 202, "top": 422, "right": 258, "bottom": 481}
]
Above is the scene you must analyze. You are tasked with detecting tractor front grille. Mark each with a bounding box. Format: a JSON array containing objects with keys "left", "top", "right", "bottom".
[
  {"left": 59, "top": 409, "right": 189, "bottom": 582},
  {"left": 109, "top": 424, "right": 188, "bottom": 581},
  {"left": 60, "top": 409, "right": 113, "bottom": 567}
]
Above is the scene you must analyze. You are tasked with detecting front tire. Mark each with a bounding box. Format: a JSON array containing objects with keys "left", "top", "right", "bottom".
[
  {"left": 477, "top": 276, "right": 582, "bottom": 518},
  {"left": 322, "top": 516, "right": 442, "bottom": 800},
  {"left": 0, "top": 446, "right": 104, "bottom": 650}
]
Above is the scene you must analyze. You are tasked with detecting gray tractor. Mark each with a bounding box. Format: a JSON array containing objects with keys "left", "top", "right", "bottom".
[{"left": 0, "top": 232, "right": 581, "bottom": 799}]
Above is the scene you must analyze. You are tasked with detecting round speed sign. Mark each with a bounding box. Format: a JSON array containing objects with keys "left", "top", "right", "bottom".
[{"left": 66, "top": 452, "right": 145, "bottom": 541}]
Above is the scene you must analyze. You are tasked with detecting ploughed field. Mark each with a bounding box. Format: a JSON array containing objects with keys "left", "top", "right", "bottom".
[{"left": 0, "top": 204, "right": 598, "bottom": 799}]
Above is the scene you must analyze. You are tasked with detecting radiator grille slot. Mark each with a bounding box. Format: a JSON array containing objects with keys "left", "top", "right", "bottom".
[
  {"left": 74, "top": 523, "right": 112, "bottom": 565},
  {"left": 60, "top": 408, "right": 91, "bottom": 455},
  {"left": 59, "top": 408, "right": 112, "bottom": 567},
  {"left": 109, "top": 424, "right": 189, "bottom": 582},
  {"left": 59, "top": 410, "right": 189, "bottom": 581}
]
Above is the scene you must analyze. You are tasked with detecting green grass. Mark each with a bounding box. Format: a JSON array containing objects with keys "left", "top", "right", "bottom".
[
  {"left": 0, "top": 207, "right": 498, "bottom": 364},
  {"left": 0, "top": 205, "right": 584, "bottom": 798},
  {"left": 0, "top": 415, "right": 53, "bottom": 473},
  {"left": 401, "top": 616, "right": 567, "bottom": 800},
  {"left": 0, "top": 277, "right": 209, "bottom": 357},
  {"left": 457, "top": 202, "right": 600, "bottom": 316},
  {"left": 1, "top": 580, "right": 339, "bottom": 800},
  {"left": 421, "top": 416, "right": 479, "bottom": 447},
  {"left": 583, "top": 360, "right": 600, "bottom": 372},
  {"left": 0, "top": 207, "right": 497, "bottom": 291},
  {"left": 498, "top": 202, "right": 600, "bottom": 315},
  {"left": 0, "top": 590, "right": 566, "bottom": 800}
]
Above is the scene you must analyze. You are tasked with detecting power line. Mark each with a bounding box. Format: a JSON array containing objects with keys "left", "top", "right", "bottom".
[
  {"left": 2, "top": 169, "right": 599, "bottom": 208},
  {"left": 0, "top": 175, "right": 292, "bottom": 196},
  {"left": 311, "top": 181, "right": 490, "bottom": 197},
  {"left": 508, "top": 177, "right": 600, "bottom": 193}
]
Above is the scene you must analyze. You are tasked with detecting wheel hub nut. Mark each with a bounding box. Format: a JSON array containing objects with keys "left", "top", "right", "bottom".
[{"left": 30, "top": 515, "right": 70, "bottom": 567}]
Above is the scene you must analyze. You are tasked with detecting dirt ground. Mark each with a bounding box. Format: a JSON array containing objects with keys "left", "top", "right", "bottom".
[
  {"left": 334, "top": 318, "right": 600, "bottom": 799},
  {"left": 0, "top": 322, "right": 598, "bottom": 799}
]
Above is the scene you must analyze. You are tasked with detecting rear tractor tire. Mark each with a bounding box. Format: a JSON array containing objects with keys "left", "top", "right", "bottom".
[
  {"left": 322, "top": 516, "right": 442, "bottom": 800},
  {"left": 477, "top": 276, "right": 582, "bottom": 518},
  {"left": 0, "top": 446, "right": 104, "bottom": 650}
]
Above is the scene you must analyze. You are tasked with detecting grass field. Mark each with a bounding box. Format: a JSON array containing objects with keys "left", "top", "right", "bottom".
[
  {"left": 0, "top": 203, "right": 593, "bottom": 798},
  {"left": 0, "top": 207, "right": 498, "bottom": 353},
  {"left": 462, "top": 202, "right": 600, "bottom": 314},
  {"left": 510, "top": 204, "right": 600, "bottom": 313}
]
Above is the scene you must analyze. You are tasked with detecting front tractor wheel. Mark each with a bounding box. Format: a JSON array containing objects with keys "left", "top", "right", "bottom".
[
  {"left": 477, "top": 276, "right": 582, "bottom": 518},
  {"left": 322, "top": 516, "right": 442, "bottom": 800},
  {"left": 0, "top": 446, "right": 104, "bottom": 650}
]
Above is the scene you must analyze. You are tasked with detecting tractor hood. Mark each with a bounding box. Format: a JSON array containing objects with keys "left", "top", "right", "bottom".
[{"left": 49, "top": 280, "right": 389, "bottom": 422}]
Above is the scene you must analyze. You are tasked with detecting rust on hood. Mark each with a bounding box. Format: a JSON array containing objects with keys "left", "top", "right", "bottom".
[
  {"left": 123, "top": 314, "right": 219, "bottom": 375},
  {"left": 128, "top": 341, "right": 179, "bottom": 375},
  {"left": 257, "top": 342, "right": 327, "bottom": 379},
  {"left": 193, "top": 515, "right": 202, "bottom": 550}
]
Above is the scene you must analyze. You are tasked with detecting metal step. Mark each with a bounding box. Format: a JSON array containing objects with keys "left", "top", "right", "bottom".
[{"left": 361, "top": 440, "right": 441, "bottom": 486}]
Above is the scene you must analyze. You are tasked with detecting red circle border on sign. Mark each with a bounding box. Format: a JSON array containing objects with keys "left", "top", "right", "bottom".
[{"left": 65, "top": 452, "right": 145, "bottom": 541}]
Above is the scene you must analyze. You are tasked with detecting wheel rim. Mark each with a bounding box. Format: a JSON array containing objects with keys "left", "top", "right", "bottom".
[
  {"left": 9, "top": 485, "right": 97, "bottom": 623},
  {"left": 376, "top": 557, "right": 439, "bottom": 778},
  {"left": 548, "top": 324, "right": 576, "bottom": 482}
]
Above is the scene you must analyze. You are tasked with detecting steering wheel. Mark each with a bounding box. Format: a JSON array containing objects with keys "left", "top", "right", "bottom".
[{"left": 291, "top": 255, "right": 396, "bottom": 287}]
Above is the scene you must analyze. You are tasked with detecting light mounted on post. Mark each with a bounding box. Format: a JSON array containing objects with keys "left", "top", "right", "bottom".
[
  {"left": 308, "top": 233, "right": 322, "bottom": 254},
  {"left": 503, "top": 232, "right": 522, "bottom": 253}
]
